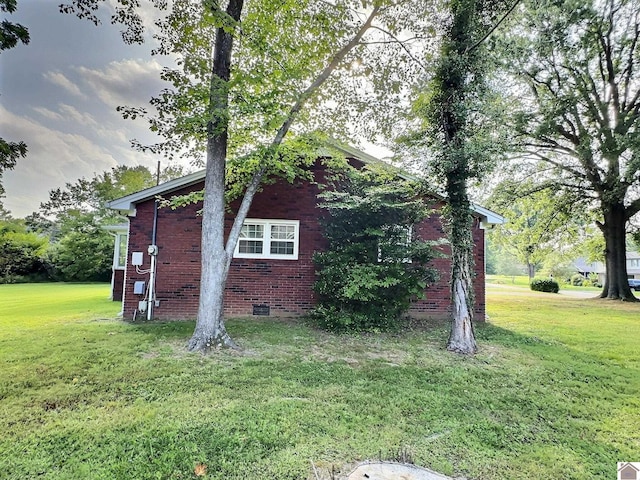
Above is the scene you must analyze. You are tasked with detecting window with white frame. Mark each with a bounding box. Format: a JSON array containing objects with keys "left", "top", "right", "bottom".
[
  {"left": 114, "top": 233, "right": 128, "bottom": 269},
  {"left": 234, "top": 219, "right": 299, "bottom": 260}
]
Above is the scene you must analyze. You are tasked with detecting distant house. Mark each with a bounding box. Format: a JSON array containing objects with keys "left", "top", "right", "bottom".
[
  {"left": 107, "top": 144, "right": 504, "bottom": 321},
  {"left": 573, "top": 257, "right": 604, "bottom": 282},
  {"left": 574, "top": 251, "right": 640, "bottom": 285}
]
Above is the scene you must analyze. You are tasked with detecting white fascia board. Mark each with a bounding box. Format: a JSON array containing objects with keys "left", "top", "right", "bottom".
[
  {"left": 102, "top": 223, "right": 129, "bottom": 233},
  {"left": 472, "top": 203, "right": 506, "bottom": 226},
  {"left": 105, "top": 169, "right": 206, "bottom": 215}
]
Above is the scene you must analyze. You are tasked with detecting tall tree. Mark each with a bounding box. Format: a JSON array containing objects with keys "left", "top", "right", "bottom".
[
  {"left": 65, "top": 0, "right": 433, "bottom": 351},
  {"left": 187, "top": 1, "right": 393, "bottom": 351},
  {"left": 503, "top": 0, "right": 640, "bottom": 300},
  {"left": 406, "top": 0, "right": 514, "bottom": 354},
  {"left": 487, "top": 182, "right": 579, "bottom": 279}
]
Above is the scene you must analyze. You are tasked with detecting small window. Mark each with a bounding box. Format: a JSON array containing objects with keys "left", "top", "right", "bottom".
[
  {"left": 234, "top": 219, "right": 299, "bottom": 260},
  {"left": 378, "top": 225, "right": 413, "bottom": 263},
  {"left": 115, "top": 233, "right": 127, "bottom": 269}
]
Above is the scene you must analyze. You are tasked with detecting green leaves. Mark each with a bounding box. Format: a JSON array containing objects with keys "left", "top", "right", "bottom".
[
  {"left": 0, "top": 218, "right": 48, "bottom": 282},
  {"left": 487, "top": 181, "right": 582, "bottom": 277},
  {"left": 46, "top": 214, "right": 114, "bottom": 282},
  {"left": 76, "top": 0, "right": 438, "bottom": 164},
  {"left": 0, "top": 0, "right": 29, "bottom": 51},
  {"left": 502, "top": 0, "right": 640, "bottom": 193},
  {"left": 0, "top": 138, "right": 26, "bottom": 196},
  {"left": 312, "top": 167, "right": 439, "bottom": 332},
  {"left": 492, "top": 0, "right": 640, "bottom": 296}
]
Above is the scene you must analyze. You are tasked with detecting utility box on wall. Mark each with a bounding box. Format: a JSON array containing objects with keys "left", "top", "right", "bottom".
[
  {"left": 133, "top": 281, "right": 145, "bottom": 295},
  {"left": 131, "top": 252, "right": 144, "bottom": 266}
]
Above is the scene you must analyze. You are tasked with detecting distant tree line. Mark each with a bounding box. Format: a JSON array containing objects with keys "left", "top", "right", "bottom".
[{"left": 0, "top": 165, "right": 184, "bottom": 284}]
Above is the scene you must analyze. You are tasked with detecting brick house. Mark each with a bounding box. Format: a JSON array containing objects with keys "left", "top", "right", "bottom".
[{"left": 107, "top": 145, "right": 503, "bottom": 321}]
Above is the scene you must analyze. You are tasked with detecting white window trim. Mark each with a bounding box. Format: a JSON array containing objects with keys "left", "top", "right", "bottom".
[
  {"left": 233, "top": 219, "right": 300, "bottom": 260},
  {"left": 114, "top": 232, "right": 128, "bottom": 270}
]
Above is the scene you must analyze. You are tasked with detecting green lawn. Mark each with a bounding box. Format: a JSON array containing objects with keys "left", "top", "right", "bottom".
[
  {"left": 487, "top": 274, "right": 603, "bottom": 291},
  {"left": 0, "top": 283, "right": 638, "bottom": 479}
]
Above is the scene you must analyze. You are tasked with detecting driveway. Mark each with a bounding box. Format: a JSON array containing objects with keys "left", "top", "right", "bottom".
[{"left": 558, "top": 289, "right": 601, "bottom": 298}]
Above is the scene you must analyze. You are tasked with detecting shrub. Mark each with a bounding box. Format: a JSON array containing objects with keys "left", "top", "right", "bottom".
[
  {"left": 311, "top": 168, "right": 439, "bottom": 332},
  {"left": 530, "top": 278, "right": 560, "bottom": 293},
  {"left": 46, "top": 214, "right": 113, "bottom": 282},
  {"left": 570, "top": 274, "right": 584, "bottom": 286},
  {"left": 0, "top": 220, "right": 49, "bottom": 283}
]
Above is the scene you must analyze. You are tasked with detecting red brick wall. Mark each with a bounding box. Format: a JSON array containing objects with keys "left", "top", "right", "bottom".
[
  {"left": 122, "top": 165, "right": 487, "bottom": 321},
  {"left": 111, "top": 269, "right": 125, "bottom": 302},
  {"left": 407, "top": 204, "right": 486, "bottom": 320}
]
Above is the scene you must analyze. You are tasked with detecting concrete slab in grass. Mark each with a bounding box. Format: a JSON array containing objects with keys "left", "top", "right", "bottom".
[{"left": 345, "top": 461, "right": 466, "bottom": 480}]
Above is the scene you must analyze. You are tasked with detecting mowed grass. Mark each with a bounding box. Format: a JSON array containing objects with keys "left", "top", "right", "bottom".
[
  {"left": 0, "top": 283, "right": 639, "bottom": 479},
  {"left": 0, "top": 283, "right": 120, "bottom": 326},
  {"left": 487, "top": 274, "right": 603, "bottom": 291}
]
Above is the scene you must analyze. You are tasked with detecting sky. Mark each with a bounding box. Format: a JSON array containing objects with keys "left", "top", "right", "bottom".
[
  {"left": 0, "top": 1, "right": 179, "bottom": 218},
  {"left": 1, "top": 1, "right": 394, "bottom": 219}
]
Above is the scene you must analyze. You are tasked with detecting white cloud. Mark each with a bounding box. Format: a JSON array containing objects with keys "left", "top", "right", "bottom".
[
  {"left": 1, "top": 106, "right": 119, "bottom": 217},
  {"left": 32, "top": 107, "right": 64, "bottom": 122},
  {"left": 43, "top": 71, "right": 87, "bottom": 99},
  {"left": 75, "top": 58, "right": 166, "bottom": 109},
  {"left": 58, "top": 104, "right": 99, "bottom": 127},
  {"left": 33, "top": 104, "right": 103, "bottom": 130}
]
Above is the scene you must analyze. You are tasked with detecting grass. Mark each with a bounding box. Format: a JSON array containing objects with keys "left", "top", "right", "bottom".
[
  {"left": 487, "top": 274, "right": 603, "bottom": 291},
  {"left": 1, "top": 283, "right": 639, "bottom": 479}
]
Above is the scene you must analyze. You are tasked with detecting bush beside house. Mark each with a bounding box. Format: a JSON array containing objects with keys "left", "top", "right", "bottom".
[{"left": 311, "top": 169, "right": 440, "bottom": 332}]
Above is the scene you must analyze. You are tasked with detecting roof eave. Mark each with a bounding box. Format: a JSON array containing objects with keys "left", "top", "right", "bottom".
[
  {"left": 472, "top": 203, "right": 506, "bottom": 226},
  {"left": 105, "top": 143, "right": 505, "bottom": 226},
  {"left": 105, "top": 169, "right": 207, "bottom": 214}
]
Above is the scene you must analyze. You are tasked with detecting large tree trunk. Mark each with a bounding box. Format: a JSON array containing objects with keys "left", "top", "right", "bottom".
[
  {"left": 599, "top": 203, "right": 637, "bottom": 301},
  {"left": 446, "top": 174, "right": 477, "bottom": 354},
  {"left": 188, "top": 0, "right": 244, "bottom": 352},
  {"left": 188, "top": 127, "right": 237, "bottom": 350},
  {"left": 437, "top": 0, "right": 481, "bottom": 355},
  {"left": 447, "top": 229, "right": 477, "bottom": 354}
]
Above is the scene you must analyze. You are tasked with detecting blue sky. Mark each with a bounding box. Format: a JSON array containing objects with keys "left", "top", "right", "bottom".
[{"left": 1, "top": 1, "right": 171, "bottom": 217}]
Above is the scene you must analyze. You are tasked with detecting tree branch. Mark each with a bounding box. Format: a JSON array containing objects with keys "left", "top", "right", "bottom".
[
  {"left": 622, "top": 16, "right": 640, "bottom": 110},
  {"left": 225, "top": 6, "right": 382, "bottom": 257},
  {"left": 466, "top": 0, "right": 521, "bottom": 53},
  {"left": 523, "top": 149, "right": 589, "bottom": 181},
  {"left": 368, "top": 26, "right": 426, "bottom": 70}
]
